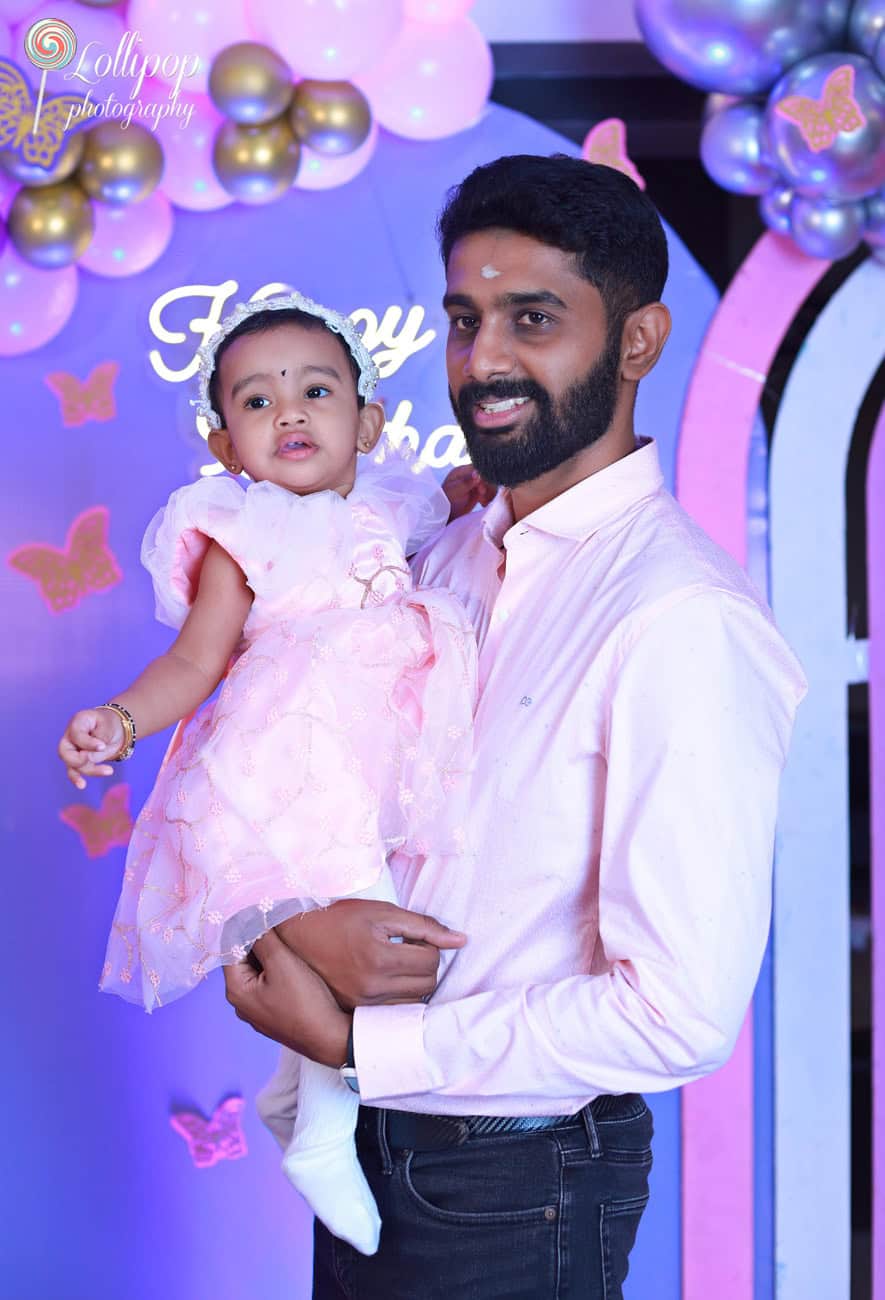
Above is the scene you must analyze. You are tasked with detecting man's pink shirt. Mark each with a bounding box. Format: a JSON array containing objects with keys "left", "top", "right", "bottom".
[{"left": 353, "top": 439, "right": 807, "bottom": 1115}]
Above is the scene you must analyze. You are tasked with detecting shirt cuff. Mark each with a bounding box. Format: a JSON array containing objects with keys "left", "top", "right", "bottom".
[{"left": 352, "top": 1002, "right": 432, "bottom": 1103}]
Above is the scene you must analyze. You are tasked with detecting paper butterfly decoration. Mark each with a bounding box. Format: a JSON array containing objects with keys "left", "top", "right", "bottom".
[
  {"left": 774, "top": 64, "right": 867, "bottom": 153},
  {"left": 59, "top": 783, "right": 134, "bottom": 859},
  {"left": 0, "top": 59, "right": 87, "bottom": 169},
  {"left": 45, "top": 361, "right": 120, "bottom": 428},
  {"left": 7, "top": 505, "right": 122, "bottom": 613},
  {"left": 170, "top": 1096, "right": 249, "bottom": 1169},
  {"left": 582, "top": 118, "right": 646, "bottom": 190}
]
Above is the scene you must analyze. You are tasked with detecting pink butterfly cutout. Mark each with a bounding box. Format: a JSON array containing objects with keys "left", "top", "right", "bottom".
[
  {"left": 59, "top": 783, "right": 134, "bottom": 859},
  {"left": 774, "top": 64, "right": 867, "bottom": 153},
  {"left": 7, "top": 506, "right": 122, "bottom": 613},
  {"left": 582, "top": 118, "right": 646, "bottom": 190},
  {"left": 170, "top": 1096, "right": 248, "bottom": 1169},
  {"left": 44, "top": 361, "right": 120, "bottom": 427}
]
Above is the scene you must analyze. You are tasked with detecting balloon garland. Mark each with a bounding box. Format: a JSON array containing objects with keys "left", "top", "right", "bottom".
[
  {"left": 0, "top": 0, "right": 493, "bottom": 353},
  {"left": 635, "top": 0, "right": 885, "bottom": 261}
]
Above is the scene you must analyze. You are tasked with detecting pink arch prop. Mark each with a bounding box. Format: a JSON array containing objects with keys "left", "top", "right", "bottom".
[
  {"left": 870, "top": 400, "right": 885, "bottom": 1300},
  {"left": 675, "top": 232, "right": 830, "bottom": 1299}
]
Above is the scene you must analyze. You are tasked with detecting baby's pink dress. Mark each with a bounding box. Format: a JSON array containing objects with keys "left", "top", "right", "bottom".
[{"left": 100, "top": 454, "right": 476, "bottom": 1011}]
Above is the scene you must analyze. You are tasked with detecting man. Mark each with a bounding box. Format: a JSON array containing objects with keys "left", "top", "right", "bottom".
[{"left": 225, "top": 155, "right": 806, "bottom": 1299}]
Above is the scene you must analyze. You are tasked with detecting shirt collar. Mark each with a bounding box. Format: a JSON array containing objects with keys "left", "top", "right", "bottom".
[{"left": 482, "top": 438, "right": 663, "bottom": 550}]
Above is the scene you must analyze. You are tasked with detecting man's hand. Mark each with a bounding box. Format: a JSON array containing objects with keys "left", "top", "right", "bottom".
[
  {"left": 442, "top": 466, "right": 497, "bottom": 521},
  {"left": 224, "top": 929, "right": 351, "bottom": 1068},
  {"left": 275, "top": 899, "right": 467, "bottom": 1010}
]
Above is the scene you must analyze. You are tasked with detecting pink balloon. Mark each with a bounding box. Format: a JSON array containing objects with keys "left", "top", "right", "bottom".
[
  {"left": 0, "top": 171, "right": 18, "bottom": 218},
  {"left": 294, "top": 117, "right": 379, "bottom": 190},
  {"left": 0, "top": 243, "right": 77, "bottom": 356},
  {"left": 127, "top": 0, "right": 252, "bottom": 97},
  {"left": 13, "top": 2, "right": 130, "bottom": 102},
  {"left": 139, "top": 81, "right": 233, "bottom": 211},
  {"left": 358, "top": 18, "right": 492, "bottom": 140},
  {"left": 404, "top": 0, "right": 474, "bottom": 20},
  {"left": 79, "top": 188, "right": 174, "bottom": 277},
  {"left": 248, "top": 0, "right": 404, "bottom": 80}
]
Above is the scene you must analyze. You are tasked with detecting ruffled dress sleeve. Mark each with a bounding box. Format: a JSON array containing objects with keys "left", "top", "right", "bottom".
[
  {"left": 141, "top": 476, "right": 356, "bottom": 631},
  {"left": 348, "top": 438, "right": 451, "bottom": 557}
]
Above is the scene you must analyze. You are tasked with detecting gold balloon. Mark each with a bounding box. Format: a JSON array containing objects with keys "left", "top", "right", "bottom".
[
  {"left": 78, "top": 122, "right": 164, "bottom": 205},
  {"left": 213, "top": 117, "right": 301, "bottom": 205},
  {"left": 0, "top": 130, "right": 85, "bottom": 188},
  {"left": 289, "top": 81, "right": 372, "bottom": 157},
  {"left": 8, "top": 180, "right": 94, "bottom": 268},
  {"left": 209, "top": 42, "right": 294, "bottom": 126}
]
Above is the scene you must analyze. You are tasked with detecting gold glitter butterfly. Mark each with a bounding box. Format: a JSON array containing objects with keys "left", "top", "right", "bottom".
[
  {"left": 774, "top": 64, "right": 867, "bottom": 153},
  {"left": 0, "top": 58, "right": 88, "bottom": 169}
]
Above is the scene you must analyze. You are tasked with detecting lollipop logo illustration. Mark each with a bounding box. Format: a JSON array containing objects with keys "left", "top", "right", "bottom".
[{"left": 25, "top": 17, "right": 77, "bottom": 133}]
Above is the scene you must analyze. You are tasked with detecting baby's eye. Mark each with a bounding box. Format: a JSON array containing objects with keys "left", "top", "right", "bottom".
[
  {"left": 244, "top": 395, "right": 269, "bottom": 409},
  {"left": 306, "top": 385, "right": 331, "bottom": 399}
]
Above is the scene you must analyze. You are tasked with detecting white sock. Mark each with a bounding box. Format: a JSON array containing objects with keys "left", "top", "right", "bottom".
[
  {"left": 281, "top": 1057, "right": 381, "bottom": 1256},
  {"left": 256, "top": 1047, "right": 301, "bottom": 1151}
]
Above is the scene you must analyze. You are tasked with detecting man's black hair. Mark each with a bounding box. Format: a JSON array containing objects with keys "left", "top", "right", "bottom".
[
  {"left": 437, "top": 154, "right": 668, "bottom": 329},
  {"left": 208, "top": 307, "right": 364, "bottom": 427}
]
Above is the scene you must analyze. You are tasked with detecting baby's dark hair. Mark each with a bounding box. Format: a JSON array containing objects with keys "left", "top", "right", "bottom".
[
  {"left": 208, "top": 307, "right": 365, "bottom": 427},
  {"left": 437, "top": 154, "right": 669, "bottom": 331}
]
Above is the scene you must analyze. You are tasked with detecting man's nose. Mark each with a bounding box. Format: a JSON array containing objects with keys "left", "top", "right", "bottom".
[{"left": 463, "top": 322, "right": 514, "bottom": 383}]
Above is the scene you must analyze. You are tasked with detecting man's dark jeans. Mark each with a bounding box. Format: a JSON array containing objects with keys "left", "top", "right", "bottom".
[{"left": 313, "top": 1094, "right": 653, "bottom": 1299}]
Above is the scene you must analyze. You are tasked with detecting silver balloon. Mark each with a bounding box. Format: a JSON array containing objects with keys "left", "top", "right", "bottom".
[
  {"left": 701, "top": 102, "right": 778, "bottom": 193},
  {"left": 765, "top": 52, "right": 885, "bottom": 200},
  {"left": 759, "top": 181, "right": 795, "bottom": 233},
  {"left": 849, "top": 0, "right": 885, "bottom": 56},
  {"left": 791, "top": 194, "right": 866, "bottom": 257},
  {"left": 865, "top": 187, "right": 885, "bottom": 245},
  {"left": 634, "top": 0, "right": 850, "bottom": 95}
]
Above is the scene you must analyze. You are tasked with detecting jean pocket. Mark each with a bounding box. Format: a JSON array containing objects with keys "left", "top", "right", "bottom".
[
  {"left": 600, "top": 1193, "right": 650, "bottom": 1300},
  {"left": 401, "top": 1139, "right": 561, "bottom": 1226},
  {"left": 597, "top": 1102, "right": 654, "bottom": 1166}
]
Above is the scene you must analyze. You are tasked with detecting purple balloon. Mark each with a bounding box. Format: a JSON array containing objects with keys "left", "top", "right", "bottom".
[
  {"left": 849, "top": 0, "right": 885, "bottom": 57},
  {"left": 634, "top": 0, "right": 851, "bottom": 95},
  {"left": 765, "top": 52, "right": 885, "bottom": 200},
  {"left": 0, "top": 242, "right": 78, "bottom": 355},
  {"left": 791, "top": 193, "right": 866, "bottom": 258},
  {"left": 701, "top": 102, "right": 778, "bottom": 193},
  {"left": 865, "top": 186, "right": 885, "bottom": 245},
  {"left": 759, "top": 180, "right": 795, "bottom": 233}
]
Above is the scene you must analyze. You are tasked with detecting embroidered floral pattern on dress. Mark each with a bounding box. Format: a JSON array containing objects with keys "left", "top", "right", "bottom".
[{"left": 99, "top": 445, "right": 477, "bottom": 1011}]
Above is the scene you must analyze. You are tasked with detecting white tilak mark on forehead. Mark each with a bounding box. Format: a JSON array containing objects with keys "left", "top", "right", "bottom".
[{"left": 480, "top": 264, "right": 502, "bottom": 279}]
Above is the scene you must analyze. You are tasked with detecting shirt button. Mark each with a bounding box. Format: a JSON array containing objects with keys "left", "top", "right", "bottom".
[{"left": 544, "top": 1206, "right": 558, "bottom": 1221}]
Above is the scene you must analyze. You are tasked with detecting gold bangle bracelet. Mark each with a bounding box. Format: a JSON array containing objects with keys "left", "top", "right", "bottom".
[{"left": 98, "top": 702, "right": 137, "bottom": 761}]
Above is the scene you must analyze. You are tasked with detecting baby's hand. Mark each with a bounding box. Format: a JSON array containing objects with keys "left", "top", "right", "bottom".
[
  {"left": 58, "top": 708, "right": 124, "bottom": 789},
  {"left": 442, "top": 466, "right": 497, "bottom": 521}
]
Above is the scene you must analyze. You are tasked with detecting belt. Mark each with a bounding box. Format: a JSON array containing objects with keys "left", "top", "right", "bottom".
[{"left": 359, "top": 1093, "right": 641, "bottom": 1152}]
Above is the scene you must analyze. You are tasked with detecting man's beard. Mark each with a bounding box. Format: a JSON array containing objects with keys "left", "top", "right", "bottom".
[{"left": 450, "top": 328, "right": 622, "bottom": 488}]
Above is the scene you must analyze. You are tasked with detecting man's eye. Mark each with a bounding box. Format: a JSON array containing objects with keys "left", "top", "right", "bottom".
[
  {"left": 245, "top": 395, "right": 269, "bottom": 409},
  {"left": 519, "top": 311, "right": 550, "bottom": 326},
  {"left": 306, "top": 385, "right": 331, "bottom": 399},
  {"left": 450, "top": 316, "right": 478, "bottom": 332}
]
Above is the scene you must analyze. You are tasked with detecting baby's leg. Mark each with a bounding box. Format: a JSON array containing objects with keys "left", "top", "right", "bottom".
[
  {"left": 255, "top": 1047, "right": 301, "bottom": 1151},
  {"left": 275, "top": 870, "right": 397, "bottom": 1255}
]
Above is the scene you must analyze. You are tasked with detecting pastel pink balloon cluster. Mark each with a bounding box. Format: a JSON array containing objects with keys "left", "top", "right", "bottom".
[{"left": 0, "top": 0, "right": 493, "bottom": 355}]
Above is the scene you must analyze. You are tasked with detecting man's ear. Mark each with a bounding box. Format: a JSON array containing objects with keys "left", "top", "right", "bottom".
[
  {"left": 620, "top": 302, "right": 672, "bottom": 383},
  {"left": 356, "top": 401, "right": 386, "bottom": 453},
  {"left": 208, "top": 429, "right": 242, "bottom": 475}
]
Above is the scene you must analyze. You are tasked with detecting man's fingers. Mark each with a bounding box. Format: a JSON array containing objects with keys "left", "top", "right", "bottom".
[
  {"left": 379, "top": 908, "right": 467, "bottom": 949},
  {"left": 252, "top": 927, "right": 290, "bottom": 968},
  {"left": 223, "top": 957, "right": 256, "bottom": 1005}
]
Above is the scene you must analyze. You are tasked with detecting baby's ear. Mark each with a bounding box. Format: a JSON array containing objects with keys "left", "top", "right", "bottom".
[
  {"left": 357, "top": 400, "right": 386, "bottom": 453},
  {"left": 207, "top": 429, "right": 240, "bottom": 475}
]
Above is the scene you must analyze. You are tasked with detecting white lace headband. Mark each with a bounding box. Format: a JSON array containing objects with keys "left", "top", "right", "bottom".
[{"left": 193, "top": 291, "right": 380, "bottom": 430}]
